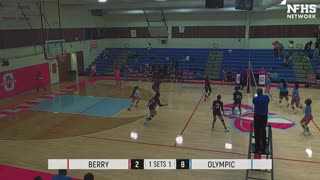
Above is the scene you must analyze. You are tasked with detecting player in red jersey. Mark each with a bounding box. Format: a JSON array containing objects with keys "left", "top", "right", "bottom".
[
  {"left": 144, "top": 92, "right": 167, "bottom": 125},
  {"left": 36, "top": 71, "right": 46, "bottom": 93},
  {"left": 114, "top": 67, "right": 121, "bottom": 88},
  {"left": 211, "top": 95, "right": 229, "bottom": 132}
]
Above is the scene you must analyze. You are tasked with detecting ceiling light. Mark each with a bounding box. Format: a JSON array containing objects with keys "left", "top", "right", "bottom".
[{"left": 98, "top": 0, "right": 107, "bottom": 3}]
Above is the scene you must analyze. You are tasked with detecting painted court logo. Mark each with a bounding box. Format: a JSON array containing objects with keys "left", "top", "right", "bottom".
[
  {"left": 286, "top": 3, "right": 317, "bottom": 19},
  {"left": 0, "top": 73, "right": 16, "bottom": 92},
  {"left": 223, "top": 104, "right": 296, "bottom": 133}
]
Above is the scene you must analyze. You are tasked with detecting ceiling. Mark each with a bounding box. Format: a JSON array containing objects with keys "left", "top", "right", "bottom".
[{"left": 2, "top": 0, "right": 320, "bottom": 12}]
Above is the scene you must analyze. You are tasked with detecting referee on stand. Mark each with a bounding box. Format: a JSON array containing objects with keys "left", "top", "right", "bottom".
[{"left": 252, "top": 88, "right": 270, "bottom": 154}]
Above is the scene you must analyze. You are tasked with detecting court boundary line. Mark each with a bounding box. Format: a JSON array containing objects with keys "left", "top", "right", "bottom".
[
  {"left": 173, "top": 92, "right": 205, "bottom": 147},
  {"left": 81, "top": 135, "right": 320, "bottom": 164}
]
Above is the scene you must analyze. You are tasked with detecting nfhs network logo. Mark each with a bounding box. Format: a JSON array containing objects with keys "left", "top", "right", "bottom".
[{"left": 283, "top": 0, "right": 317, "bottom": 19}]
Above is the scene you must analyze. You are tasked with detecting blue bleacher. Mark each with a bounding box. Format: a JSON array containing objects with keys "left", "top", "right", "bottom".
[{"left": 87, "top": 48, "right": 319, "bottom": 82}]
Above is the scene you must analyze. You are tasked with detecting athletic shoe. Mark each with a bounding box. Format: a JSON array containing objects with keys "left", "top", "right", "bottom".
[
  {"left": 225, "top": 128, "right": 230, "bottom": 132},
  {"left": 301, "top": 130, "right": 306, "bottom": 134},
  {"left": 135, "top": 104, "right": 138, "bottom": 108},
  {"left": 211, "top": 127, "right": 214, "bottom": 131},
  {"left": 291, "top": 111, "right": 296, "bottom": 114},
  {"left": 287, "top": 103, "right": 290, "bottom": 108},
  {"left": 144, "top": 118, "right": 149, "bottom": 126},
  {"left": 304, "top": 131, "right": 311, "bottom": 136},
  {"left": 128, "top": 108, "right": 131, "bottom": 111}
]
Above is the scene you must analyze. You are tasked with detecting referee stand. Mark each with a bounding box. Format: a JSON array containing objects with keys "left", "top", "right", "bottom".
[{"left": 245, "top": 122, "right": 274, "bottom": 180}]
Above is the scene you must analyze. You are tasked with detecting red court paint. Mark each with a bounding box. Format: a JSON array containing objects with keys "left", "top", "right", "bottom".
[
  {"left": 311, "top": 120, "right": 320, "bottom": 132},
  {"left": 0, "top": 164, "right": 80, "bottom": 180},
  {"left": 82, "top": 136, "right": 320, "bottom": 164},
  {"left": 173, "top": 93, "right": 205, "bottom": 147}
]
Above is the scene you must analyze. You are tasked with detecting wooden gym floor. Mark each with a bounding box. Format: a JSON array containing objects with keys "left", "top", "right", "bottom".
[{"left": 0, "top": 77, "right": 319, "bottom": 180}]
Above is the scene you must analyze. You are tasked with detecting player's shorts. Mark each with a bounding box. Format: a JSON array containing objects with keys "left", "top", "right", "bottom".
[
  {"left": 205, "top": 86, "right": 212, "bottom": 93},
  {"left": 149, "top": 108, "right": 157, "bottom": 115},
  {"left": 233, "top": 100, "right": 241, "bottom": 105},
  {"left": 303, "top": 114, "right": 313, "bottom": 123},
  {"left": 213, "top": 111, "right": 222, "bottom": 116},
  {"left": 131, "top": 96, "right": 139, "bottom": 101},
  {"left": 291, "top": 97, "right": 300, "bottom": 104},
  {"left": 279, "top": 91, "right": 288, "bottom": 98},
  {"left": 152, "top": 86, "right": 159, "bottom": 92},
  {"left": 115, "top": 74, "right": 120, "bottom": 80}
]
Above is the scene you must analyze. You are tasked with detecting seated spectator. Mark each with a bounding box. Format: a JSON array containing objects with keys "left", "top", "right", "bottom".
[
  {"left": 52, "top": 169, "right": 71, "bottom": 180},
  {"left": 102, "top": 50, "right": 110, "bottom": 60},
  {"left": 83, "top": 173, "right": 94, "bottom": 180},
  {"left": 283, "top": 57, "right": 290, "bottom": 69},
  {"left": 279, "top": 43, "right": 284, "bottom": 57},
  {"left": 304, "top": 41, "right": 312, "bottom": 60},
  {"left": 128, "top": 50, "right": 139, "bottom": 59},
  {"left": 147, "top": 43, "right": 152, "bottom": 56},
  {"left": 34, "top": 176, "right": 43, "bottom": 180}
]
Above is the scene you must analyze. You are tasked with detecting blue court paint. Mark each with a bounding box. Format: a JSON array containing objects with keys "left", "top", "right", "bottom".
[
  {"left": 29, "top": 95, "right": 131, "bottom": 117},
  {"left": 83, "top": 98, "right": 131, "bottom": 117}
]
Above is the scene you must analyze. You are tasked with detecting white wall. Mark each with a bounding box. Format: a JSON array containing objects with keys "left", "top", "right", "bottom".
[{"left": 103, "top": 10, "right": 318, "bottom": 49}]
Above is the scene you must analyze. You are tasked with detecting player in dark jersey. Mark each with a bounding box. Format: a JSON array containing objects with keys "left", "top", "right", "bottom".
[
  {"left": 152, "top": 78, "right": 161, "bottom": 94},
  {"left": 232, "top": 86, "right": 242, "bottom": 117},
  {"left": 212, "top": 95, "right": 230, "bottom": 132},
  {"left": 204, "top": 75, "right": 212, "bottom": 101},
  {"left": 144, "top": 92, "right": 167, "bottom": 125}
]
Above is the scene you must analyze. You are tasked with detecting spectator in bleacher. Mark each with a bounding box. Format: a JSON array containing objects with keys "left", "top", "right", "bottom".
[
  {"left": 52, "top": 169, "right": 71, "bottom": 180},
  {"left": 123, "top": 64, "right": 129, "bottom": 81},
  {"left": 221, "top": 68, "right": 227, "bottom": 82},
  {"left": 147, "top": 43, "right": 152, "bottom": 56},
  {"left": 128, "top": 50, "right": 138, "bottom": 59},
  {"left": 173, "top": 57, "right": 178, "bottom": 69},
  {"left": 279, "top": 43, "right": 284, "bottom": 58},
  {"left": 34, "top": 176, "right": 43, "bottom": 180},
  {"left": 272, "top": 41, "right": 280, "bottom": 59},
  {"left": 83, "top": 173, "right": 94, "bottom": 180},
  {"left": 227, "top": 68, "right": 233, "bottom": 82},
  {"left": 282, "top": 55, "right": 290, "bottom": 69},
  {"left": 313, "top": 39, "right": 319, "bottom": 59},
  {"left": 316, "top": 69, "right": 320, "bottom": 80},
  {"left": 138, "top": 64, "right": 143, "bottom": 81},
  {"left": 304, "top": 41, "right": 312, "bottom": 60},
  {"left": 102, "top": 50, "right": 110, "bottom": 60},
  {"left": 90, "top": 64, "right": 96, "bottom": 77}
]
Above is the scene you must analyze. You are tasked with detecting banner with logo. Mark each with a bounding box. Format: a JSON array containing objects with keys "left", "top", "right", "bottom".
[
  {"left": 259, "top": 74, "right": 266, "bottom": 85},
  {"left": 0, "top": 63, "right": 50, "bottom": 100}
]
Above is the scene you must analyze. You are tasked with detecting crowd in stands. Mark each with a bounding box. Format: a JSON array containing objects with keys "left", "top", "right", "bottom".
[{"left": 34, "top": 169, "right": 94, "bottom": 180}]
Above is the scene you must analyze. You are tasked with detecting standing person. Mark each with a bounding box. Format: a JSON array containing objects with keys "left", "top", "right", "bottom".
[
  {"left": 90, "top": 64, "right": 96, "bottom": 77},
  {"left": 313, "top": 38, "right": 320, "bottom": 59},
  {"left": 114, "top": 67, "right": 121, "bottom": 88},
  {"left": 52, "top": 169, "right": 72, "bottom": 180},
  {"left": 240, "top": 68, "right": 247, "bottom": 91},
  {"left": 277, "top": 79, "right": 290, "bottom": 107},
  {"left": 138, "top": 64, "right": 143, "bottom": 81},
  {"left": 272, "top": 41, "right": 279, "bottom": 59},
  {"left": 35, "top": 71, "right": 46, "bottom": 93},
  {"left": 232, "top": 86, "right": 242, "bottom": 117},
  {"left": 147, "top": 43, "right": 152, "bottom": 56},
  {"left": 300, "top": 98, "right": 313, "bottom": 136},
  {"left": 264, "top": 75, "right": 272, "bottom": 100},
  {"left": 144, "top": 92, "right": 167, "bottom": 125},
  {"left": 128, "top": 86, "right": 141, "bottom": 111},
  {"left": 152, "top": 78, "right": 161, "bottom": 94},
  {"left": 211, "top": 95, "right": 229, "bottom": 132},
  {"left": 204, "top": 75, "right": 212, "bottom": 101},
  {"left": 252, "top": 88, "right": 270, "bottom": 154},
  {"left": 291, "top": 83, "right": 303, "bottom": 114},
  {"left": 227, "top": 68, "right": 232, "bottom": 82}
]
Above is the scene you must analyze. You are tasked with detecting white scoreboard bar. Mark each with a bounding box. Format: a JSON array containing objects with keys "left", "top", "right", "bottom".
[{"left": 48, "top": 159, "right": 272, "bottom": 170}]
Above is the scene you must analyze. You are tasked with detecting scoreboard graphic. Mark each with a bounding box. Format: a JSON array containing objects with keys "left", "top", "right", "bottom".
[{"left": 48, "top": 159, "right": 272, "bottom": 170}]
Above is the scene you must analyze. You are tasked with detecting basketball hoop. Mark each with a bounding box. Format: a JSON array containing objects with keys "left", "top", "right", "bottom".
[{"left": 55, "top": 54, "right": 67, "bottom": 63}]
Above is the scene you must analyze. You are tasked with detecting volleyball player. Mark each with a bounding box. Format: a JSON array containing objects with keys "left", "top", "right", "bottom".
[
  {"left": 264, "top": 75, "right": 272, "bottom": 100},
  {"left": 36, "top": 71, "right": 46, "bottom": 93},
  {"left": 291, "top": 83, "right": 303, "bottom": 114},
  {"left": 114, "top": 67, "right": 121, "bottom": 88},
  {"left": 300, "top": 98, "right": 313, "bottom": 136},
  {"left": 211, "top": 95, "right": 229, "bottom": 132},
  {"left": 144, "top": 92, "right": 167, "bottom": 125},
  {"left": 128, "top": 86, "right": 141, "bottom": 111},
  {"left": 232, "top": 86, "right": 242, "bottom": 117},
  {"left": 204, "top": 75, "right": 212, "bottom": 101},
  {"left": 277, "top": 79, "right": 289, "bottom": 107},
  {"left": 152, "top": 78, "right": 161, "bottom": 94}
]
